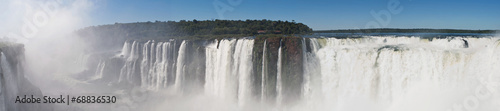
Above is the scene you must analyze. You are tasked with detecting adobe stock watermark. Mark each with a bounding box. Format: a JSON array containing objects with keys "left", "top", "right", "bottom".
[
  {"left": 5, "top": 0, "right": 62, "bottom": 43},
  {"left": 356, "top": 0, "right": 405, "bottom": 33},
  {"left": 213, "top": 0, "right": 243, "bottom": 19}
]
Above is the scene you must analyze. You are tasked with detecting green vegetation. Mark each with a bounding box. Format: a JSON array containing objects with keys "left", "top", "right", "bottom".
[
  {"left": 77, "top": 19, "right": 313, "bottom": 40},
  {"left": 315, "top": 28, "right": 499, "bottom": 34}
]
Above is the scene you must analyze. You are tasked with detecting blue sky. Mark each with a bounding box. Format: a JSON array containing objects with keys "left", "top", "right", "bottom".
[{"left": 91, "top": 0, "right": 500, "bottom": 30}]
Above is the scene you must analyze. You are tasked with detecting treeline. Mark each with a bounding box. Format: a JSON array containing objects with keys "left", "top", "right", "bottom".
[
  {"left": 76, "top": 19, "right": 312, "bottom": 51},
  {"left": 77, "top": 19, "right": 312, "bottom": 40},
  {"left": 315, "top": 28, "right": 498, "bottom": 34}
]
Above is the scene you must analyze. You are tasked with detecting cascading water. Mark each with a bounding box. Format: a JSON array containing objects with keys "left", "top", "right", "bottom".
[
  {"left": 174, "top": 41, "right": 187, "bottom": 91},
  {"left": 118, "top": 40, "right": 180, "bottom": 90},
  {"left": 302, "top": 38, "right": 323, "bottom": 108},
  {"left": 234, "top": 39, "right": 255, "bottom": 105},
  {"left": 261, "top": 40, "right": 267, "bottom": 102},
  {"left": 119, "top": 41, "right": 140, "bottom": 84},
  {"left": 204, "top": 39, "right": 255, "bottom": 105},
  {"left": 276, "top": 39, "right": 283, "bottom": 106},
  {"left": 301, "top": 36, "right": 500, "bottom": 110},
  {"left": 140, "top": 40, "right": 152, "bottom": 89},
  {"left": 92, "top": 60, "right": 106, "bottom": 80},
  {"left": 103, "top": 36, "right": 500, "bottom": 110}
]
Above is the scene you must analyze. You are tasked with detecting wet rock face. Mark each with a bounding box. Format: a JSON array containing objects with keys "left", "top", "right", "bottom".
[
  {"left": 0, "top": 44, "right": 50, "bottom": 111},
  {"left": 251, "top": 37, "right": 305, "bottom": 104},
  {"left": 281, "top": 37, "right": 304, "bottom": 104},
  {"left": 462, "top": 39, "right": 469, "bottom": 48}
]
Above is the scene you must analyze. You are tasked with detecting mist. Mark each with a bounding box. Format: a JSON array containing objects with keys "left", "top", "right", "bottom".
[{"left": 0, "top": 0, "right": 106, "bottom": 110}]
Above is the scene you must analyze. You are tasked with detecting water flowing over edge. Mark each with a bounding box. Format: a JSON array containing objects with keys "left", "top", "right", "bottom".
[{"left": 110, "top": 36, "right": 500, "bottom": 110}]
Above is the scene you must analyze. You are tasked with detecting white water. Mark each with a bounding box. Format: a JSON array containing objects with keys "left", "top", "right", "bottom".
[
  {"left": 153, "top": 42, "right": 171, "bottom": 89},
  {"left": 119, "top": 41, "right": 140, "bottom": 83},
  {"left": 261, "top": 40, "right": 267, "bottom": 102},
  {"left": 118, "top": 40, "right": 178, "bottom": 90},
  {"left": 303, "top": 36, "right": 500, "bottom": 111},
  {"left": 302, "top": 38, "right": 323, "bottom": 109},
  {"left": 235, "top": 39, "right": 255, "bottom": 105},
  {"left": 205, "top": 39, "right": 255, "bottom": 105},
  {"left": 276, "top": 39, "right": 283, "bottom": 106},
  {"left": 92, "top": 60, "right": 106, "bottom": 80},
  {"left": 137, "top": 40, "right": 176, "bottom": 90},
  {"left": 110, "top": 36, "right": 500, "bottom": 111},
  {"left": 174, "top": 41, "right": 187, "bottom": 91},
  {"left": 140, "top": 40, "right": 152, "bottom": 89}
]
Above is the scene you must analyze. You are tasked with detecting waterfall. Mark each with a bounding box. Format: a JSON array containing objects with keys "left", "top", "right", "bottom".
[
  {"left": 119, "top": 41, "right": 130, "bottom": 57},
  {"left": 205, "top": 39, "right": 255, "bottom": 104},
  {"left": 118, "top": 40, "right": 178, "bottom": 90},
  {"left": 261, "top": 40, "right": 267, "bottom": 102},
  {"left": 302, "top": 38, "right": 323, "bottom": 108},
  {"left": 205, "top": 39, "right": 236, "bottom": 99},
  {"left": 153, "top": 42, "right": 169, "bottom": 89},
  {"left": 276, "top": 39, "right": 283, "bottom": 106},
  {"left": 302, "top": 38, "right": 310, "bottom": 100},
  {"left": 106, "top": 36, "right": 500, "bottom": 110},
  {"left": 119, "top": 41, "right": 140, "bottom": 83},
  {"left": 140, "top": 40, "right": 152, "bottom": 88},
  {"left": 174, "top": 41, "right": 187, "bottom": 91},
  {"left": 234, "top": 39, "right": 255, "bottom": 106},
  {"left": 92, "top": 60, "right": 106, "bottom": 80},
  {"left": 304, "top": 37, "right": 500, "bottom": 107},
  {"left": 138, "top": 41, "right": 173, "bottom": 90}
]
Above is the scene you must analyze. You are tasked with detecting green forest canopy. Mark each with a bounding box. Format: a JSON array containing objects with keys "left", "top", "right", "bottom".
[
  {"left": 77, "top": 20, "right": 498, "bottom": 42},
  {"left": 77, "top": 19, "right": 313, "bottom": 40}
]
